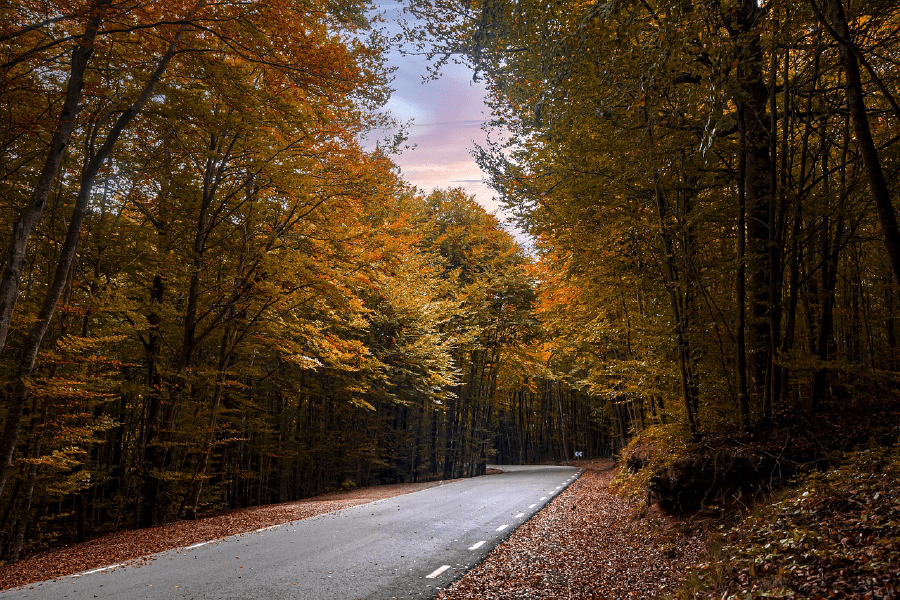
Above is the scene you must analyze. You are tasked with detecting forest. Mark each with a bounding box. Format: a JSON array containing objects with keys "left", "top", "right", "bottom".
[
  {"left": 0, "top": 0, "right": 898, "bottom": 587},
  {"left": 0, "top": 0, "right": 612, "bottom": 561}
]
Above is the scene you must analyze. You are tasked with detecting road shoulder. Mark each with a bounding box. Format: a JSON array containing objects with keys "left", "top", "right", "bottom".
[{"left": 436, "top": 461, "right": 705, "bottom": 599}]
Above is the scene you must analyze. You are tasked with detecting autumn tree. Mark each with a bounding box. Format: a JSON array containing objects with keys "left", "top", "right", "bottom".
[
  {"left": 0, "top": 0, "right": 406, "bottom": 554},
  {"left": 404, "top": 0, "right": 900, "bottom": 438},
  {"left": 0, "top": 0, "right": 392, "bottom": 505}
]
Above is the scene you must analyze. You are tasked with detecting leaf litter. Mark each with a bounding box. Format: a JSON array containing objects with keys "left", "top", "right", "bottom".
[{"left": 437, "top": 460, "right": 705, "bottom": 600}]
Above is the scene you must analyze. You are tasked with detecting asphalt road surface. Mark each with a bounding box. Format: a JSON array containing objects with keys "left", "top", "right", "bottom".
[{"left": 5, "top": 465, "right": 579, "bottom": 599}]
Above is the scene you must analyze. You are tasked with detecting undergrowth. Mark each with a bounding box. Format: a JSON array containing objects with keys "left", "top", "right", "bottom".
[
  {"left": 613, "top": 407, "right": 900, "bottom": 599},
  {"left": 612, "top": 422, "right": 693, "bottom": 505},
  {"left": 679, "top": 447, "right": 900, "bottom": 599}
]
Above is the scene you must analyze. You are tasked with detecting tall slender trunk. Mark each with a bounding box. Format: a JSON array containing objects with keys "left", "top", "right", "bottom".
[
  {"left": 0, "top": 22, "right": 185, "bottom": 500},
  {"left": 4, "top": 402, "right": 48, "bottom": 562},
  {"left": 735, "top": 0, "right": 775, "bottom": 420},
  {"left": 184, "top": 324, "right": 234, "bottom": 518},
  {"left": 555, "top": 384, "right": 569, "bottom": 461},
  {"left": 140, "top": 127, "right": 237, "bottom": 526},
  {"left": 737, "top": 107, "right": 752, "bottom": 431},
  {"left": 812, "top": 112, "right": 850, "bottom": 411},
  {"left": 819, "top": 0, "right": 900, "bottom": 288},
  {"left": 443, "top": 397, "right": 457, "bottom": 478},
  {"left": 0, "top": 0, "right": 110, "bottom": 354},
  {"left": 644, "top": 109, "right": 698, "bottom": 435},
  {"left": 780, "top": 28, "right": 825, "bottom": 407}
]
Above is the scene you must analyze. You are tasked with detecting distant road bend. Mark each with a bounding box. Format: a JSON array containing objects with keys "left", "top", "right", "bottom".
[{"left": 6, "top": 465, "right": 580, "bottom": 600}]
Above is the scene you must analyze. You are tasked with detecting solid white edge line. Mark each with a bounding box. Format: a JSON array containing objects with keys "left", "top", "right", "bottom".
[
  {"left": 75, "top": 481, "right": 441, "bottom": 582},
  {"left": 426, "top": 565, "right": 451, "bottom": 579},
  {"left": 469, "top": 540, "right": 487, "bottom": 550},
  {"left": 496, "top": 523, "right": 510, "bottom": 531},
  {"left": 74, "top": 534, "right": 214, "bottom": 579}
]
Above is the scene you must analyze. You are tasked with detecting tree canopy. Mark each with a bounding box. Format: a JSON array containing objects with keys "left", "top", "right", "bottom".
[{"left": 2, "top": 0, "right": 899, "bottom": 566}]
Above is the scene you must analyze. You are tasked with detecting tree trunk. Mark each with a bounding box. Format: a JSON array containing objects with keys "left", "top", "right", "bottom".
[
  {"left": 644, "top": 109, "right": 699, "bottom": 435},
  {"left": 0, "top": 1, "right": 109, "bottom": 354},
  {"left": 820, "top": 0, "right": 900, "bottom": 288},
  {"left": 184, "top": 325, "right": 234, "bottom": 519},
  {"left": 0, "top": 25, "right": 184, "bottom": 500},
  {"left": 737, "top": 114, "right": 752, "bottom": 431},
  {"left": 735, "top": 0, "right": 775, "bottom": 421}
]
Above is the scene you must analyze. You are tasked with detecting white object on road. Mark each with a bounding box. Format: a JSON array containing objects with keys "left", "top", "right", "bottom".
[{"left": 425, "top": 565, "right": 451, "bottom": 579}]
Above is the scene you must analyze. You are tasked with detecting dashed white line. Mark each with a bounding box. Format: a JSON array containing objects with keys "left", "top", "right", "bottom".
[
  {"left": 426, "top": 565, "right": 451, "bottom": 579},
  {"left": 540, "top": 496, "right": 547, "bottom": 500},
  {"left": 496, "top": 523, "right": 510, "bottom": 531},
  {"left": 529, "top": 503, "right": 537, "bottom": 509},
  {"left": 185, "top": 542, "right": 208, "bottom": 549},
  {"left": 74, "top": 564, "right": 122, "bottom": 577},
  {"left": 256, "top": 525, "right": 279, "bottom": 532},
  {"left": 515, "top": 512, "right": 525, "bottom": 518},
  {"left": 469, "top": 540, "right": 487, "bottom": 550}
]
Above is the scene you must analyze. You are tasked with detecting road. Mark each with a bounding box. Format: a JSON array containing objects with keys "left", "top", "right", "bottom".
[{"left": 4, "top": 465, "right": 579, "bottom": 599}]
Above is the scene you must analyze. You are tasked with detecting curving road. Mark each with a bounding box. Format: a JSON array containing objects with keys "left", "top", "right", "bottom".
[{"left": 5, "top": 465, "right": 579, "bottom": 600}]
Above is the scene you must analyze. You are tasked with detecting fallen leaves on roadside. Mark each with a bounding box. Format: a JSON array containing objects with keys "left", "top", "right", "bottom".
[{"left": 437, "top": 460, "right": 704, "bottom": 600}]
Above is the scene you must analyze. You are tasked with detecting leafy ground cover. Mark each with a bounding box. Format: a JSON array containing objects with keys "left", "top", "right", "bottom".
[
  {"left": 438, "top": 459, "right": 706, "bottom": 599},
  {"left": 6, "top": 451, "right": 897, "bottom": 599},
  {"left": 439, "top": 425, "right": 900, "bottom": 600},
  {"left": 683, "top": 448, "right": 900, "bottom": 599}
]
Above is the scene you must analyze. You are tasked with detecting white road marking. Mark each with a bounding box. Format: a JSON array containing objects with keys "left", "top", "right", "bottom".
[
  {"left": 256, "top": 525, "right": 279, "bottom": 532},
  {"left": 75, "top": 537, "right": 213, "bottom": 577},
  {"left": 555, "top": 486, "right": 562, "bottom": 490},
  {"left": 426, "top": 565, "right": 451, "bottom": 579},
  {"left": 185, "top": 542, "right": 208, "bottom": 549},
  {"left": 529, "top": 503, "right": 537, "bottom": 509},
  {"left": 515, "top": 512, "right": 525, "bottom": 518},
  {"left": 540, "top": 496, "right": 547, "bottom": 500},
  {"left": 469, "top": 540, "right": 487, "bottom": 550},
  {"left": 74, "top": 564, "right": 122, "bottom": 577},
  {"left": 496, "top": 524, "right": 510, "bottom": 531}
]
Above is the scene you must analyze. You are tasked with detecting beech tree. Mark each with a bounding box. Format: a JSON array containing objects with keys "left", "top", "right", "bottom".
[{"left": 0, "top": 0, "right": 399, "bottom": 551}]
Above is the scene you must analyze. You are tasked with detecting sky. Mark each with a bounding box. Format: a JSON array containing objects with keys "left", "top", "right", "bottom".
[
  {"left": 381, "top": 56, "right": 500, "bottom": 213},
  {"left": 362, "top": 2, "right": 522, "bottom": 240}
]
